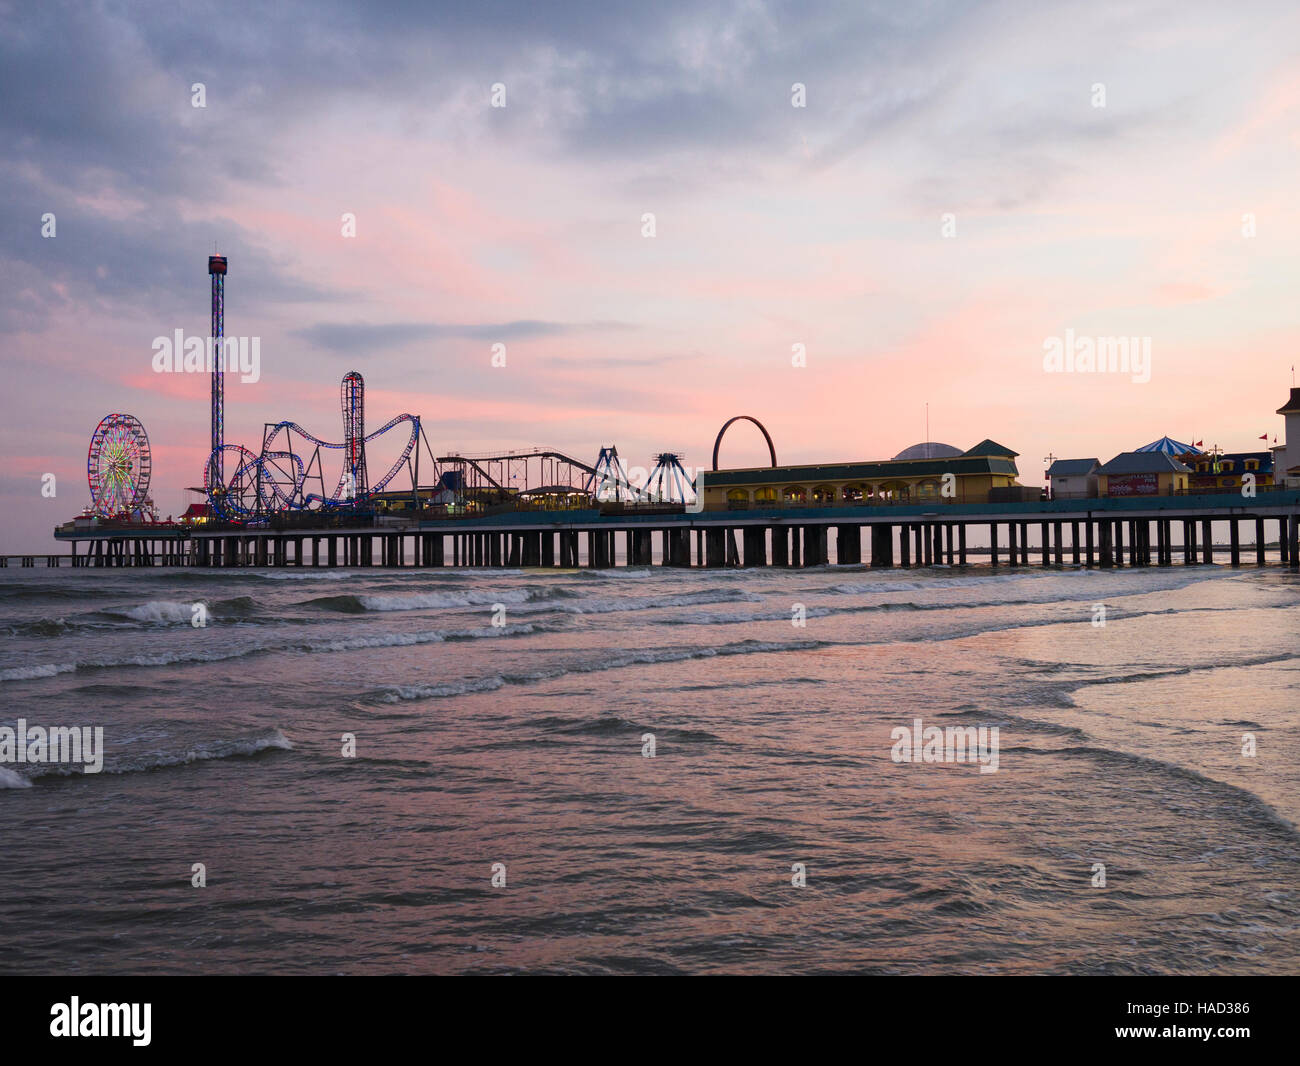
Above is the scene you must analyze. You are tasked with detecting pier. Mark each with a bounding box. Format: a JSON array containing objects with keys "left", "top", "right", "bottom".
[{"left": 32, "top": 491, "right": 1300, "bottom": 570}]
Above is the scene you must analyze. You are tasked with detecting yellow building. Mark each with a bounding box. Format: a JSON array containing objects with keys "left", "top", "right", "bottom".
[
  {"left": 700, "top": 440, "right": 1021, "bottom": 509},
  {"left": 1096, "top": 452, "right": 1190, "bottom": 497}
]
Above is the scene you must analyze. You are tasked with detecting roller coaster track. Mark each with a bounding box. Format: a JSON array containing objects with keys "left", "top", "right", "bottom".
[
  {"left": 207, "top": 415, "right": 421, "bottom": 518},
  {"left": 265, "top": 415, "right": 421, "bottom": 504},
  {"left": 437, "top": 448, "right": 646, "bottom": 500}
]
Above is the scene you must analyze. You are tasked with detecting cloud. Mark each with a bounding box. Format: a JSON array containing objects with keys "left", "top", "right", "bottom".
[{"left": 293, "top": 319, "right": 636, "bottom": 354}]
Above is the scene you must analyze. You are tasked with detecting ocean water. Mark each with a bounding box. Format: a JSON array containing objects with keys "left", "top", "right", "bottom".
[{"left": 1, "top": 560, "right": 1298, "bottom": 975}]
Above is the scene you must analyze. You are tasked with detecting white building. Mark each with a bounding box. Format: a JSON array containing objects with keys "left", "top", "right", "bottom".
[{"left": 1274, "top": 388, "right": 1300, "bottom": 489}]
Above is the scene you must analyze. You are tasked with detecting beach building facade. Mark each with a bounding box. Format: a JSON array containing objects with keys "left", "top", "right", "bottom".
[
  {"left": 1096, "top": 452, "right": 1191, "bottom": 496},
  {"left": 1045, "top": 458, "right": 1100, "bottom": 499},
  {"left": 700, "top": 440, "right": 1021, "bottom": 509},
  {"left": 1275, "top": 388, "right": 1300, "bottom": 489}
]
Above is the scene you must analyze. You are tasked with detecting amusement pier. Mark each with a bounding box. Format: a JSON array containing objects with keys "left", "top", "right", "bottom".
[{"left": 17, "top": 256, "right": 1300, "bottom": 571}]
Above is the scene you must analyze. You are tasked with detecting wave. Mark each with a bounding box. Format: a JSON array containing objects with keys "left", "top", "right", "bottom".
[
  {"left": 576, "top": 568, "right": 656, "bottom": 579},
  {"left": 0, "top": 583, "right": 116, "bottom": 602},
  {"left": 1052, "top": 744, "right": 1300, "bottom": 836},
  {"left": 524, "top": 714, "right": 720, "bottom": 741},
  {"left": 120, "top": 728, "right": 294, "bottom": 773},
  {"left": 661, "top": 606, "right": 835, "bottom": 625},
  {"left": 825, "top": 567, "right": 1237, "bottom": 596},
  {"left": 0, "top": 616, "right": 551, "bottom": 682},
  {"left": 380, "top": 675, "right": 509, "bottom": 701},
  {"left": 2, "top": 596, "right": 260, "bottom": 637},
  {"left": 373, "top": 637, "right": 825, "bottom": 702},
  {"left": 1064, "top": 650, "right": 1300, "bottom": 693},
  {"left": 0, "top": 618, "right": 72, "bottom": 637},
  {"left": 0, "top": 662, "right": 76, "bottom": 682},
  {"left": 109, "top": 600, "right": 202, "bottom": 624},
  {"left": 305, "top": 587, "right": 569, "bottom": 613},
  {"left": 236, "top": 570, "right": 353, "bottom": 581},
  {"left": 556, "top": 588, "right": 763, "bottom": 615},
  {"left": 6, "top": 729, "right": 294, "bottom": 787},
  {"left": 0, "top": 766, "right": 32, "bottom": 789}
]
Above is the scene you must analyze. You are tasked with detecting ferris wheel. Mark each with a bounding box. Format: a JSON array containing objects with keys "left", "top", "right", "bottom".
[{"left": 87, "top": 413, "right": 152, "bottom": 517}]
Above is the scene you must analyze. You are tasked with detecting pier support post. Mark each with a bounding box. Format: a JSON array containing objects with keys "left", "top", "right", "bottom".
[
  {"left": 1099, "top": 521, "right": 1113, "bottom": 568},
  {"left": 771, "top": 526, "right": 789, "bottom": 567},
  {"left": 1255, "top": 518, "right": 1266, "bottom": 566},
  {"left": 989, "top": 523, "right": 998, "bottom": 567},
  {"left": 1290, "top": 514, "right": 1299, "bottom": 569},
  {"left": 674, "top": 528, "right": 691, "bottom": 567},
  {"left": 801, "top": 526, "right": 826, "bottom": 567},
  {"left": 872, "top": 524, "right": 894, "bottom": 568},
  {"left": 1230, "top": 519, "right": 1240, "bottom": 567},
  {"left": 958, "top": 524, "right": 967, "bottom": 567},
  {"left": 704, "top": 527, "right": 725, "bottom": 568},
  {"left": 1201, "top": 519, "right": 1213, "bottom": 565},
  {"left": 836, "top": 525, "right": 860, "bottom": 566}
]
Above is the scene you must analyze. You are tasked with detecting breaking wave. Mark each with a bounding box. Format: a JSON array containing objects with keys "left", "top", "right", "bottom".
[
  {"left": 0, "top": 662, "right": 76, "bottom": 682},
  {"left": 306, "top": 587, "right": 570, "bottom": 613},
  {"left": 0, "top": 766, "right": 32, "bottom": 789},
  {"left": 9, "top": 729, "right": 295, "bottom": 786}
]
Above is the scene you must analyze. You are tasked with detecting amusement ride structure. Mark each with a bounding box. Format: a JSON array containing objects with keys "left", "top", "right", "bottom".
[
  {"left": 191, "top": 254, "right": 697, "bottom": 516},
  {"left": 75, "top": 254, "right": 702, "bottom": 525},
  {"left": 199, "top": 256, "right": 428, "bottom": 520},
  {"left": 86, "top": 413, "right": 153, "bottom": 519}
]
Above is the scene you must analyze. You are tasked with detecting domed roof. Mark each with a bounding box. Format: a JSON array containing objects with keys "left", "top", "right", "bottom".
[{"left": 892, "top": 441, "right": 964, "bottom": 461}]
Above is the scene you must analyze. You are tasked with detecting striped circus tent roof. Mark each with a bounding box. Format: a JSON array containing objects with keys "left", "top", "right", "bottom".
[{"left": 1135, "top": 436, "right": 1200, "bottom": 455}]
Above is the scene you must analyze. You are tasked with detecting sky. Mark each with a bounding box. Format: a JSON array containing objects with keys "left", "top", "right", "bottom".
[{"left": 2, "top": 0, "right": 1299, "bottom": 549}]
